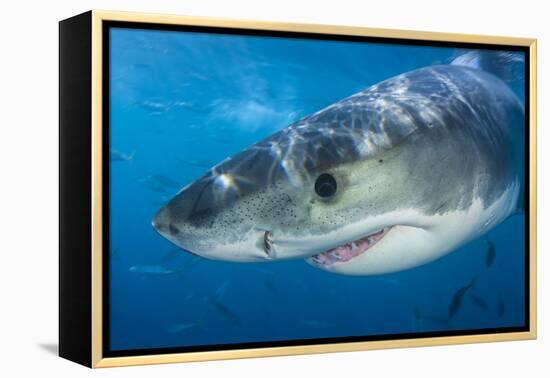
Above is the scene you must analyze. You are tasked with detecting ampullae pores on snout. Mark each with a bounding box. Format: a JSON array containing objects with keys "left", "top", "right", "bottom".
[{"left": 153, "top": 52, "right": 524, "bottom": 276}]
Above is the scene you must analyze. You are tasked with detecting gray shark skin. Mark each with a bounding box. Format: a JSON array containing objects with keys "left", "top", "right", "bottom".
[{"left": 153, "top": 63, "right": 524, "bottom": 275}]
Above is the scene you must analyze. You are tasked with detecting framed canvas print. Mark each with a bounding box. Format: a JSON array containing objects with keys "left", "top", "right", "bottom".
[{"left": 59, "top": 10, "right": 537, "bottom": 368}]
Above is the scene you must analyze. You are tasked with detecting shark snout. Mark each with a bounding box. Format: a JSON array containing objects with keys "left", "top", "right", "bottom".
[
  {"left": 152, "top": 200, "right": 214, "bottom": 258},
  {"left": 152, "top": 205, "right": 173, "bottom": 234},
  {"left": 152, "top": 204, "right": 186, "bottom": 243},
  {"left": 151, "top": 181, "right": 268, "bottom": 262}
]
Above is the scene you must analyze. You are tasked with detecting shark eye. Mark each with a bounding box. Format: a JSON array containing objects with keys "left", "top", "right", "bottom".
[{"left": 315, "top": 173, "right": 337, "bottom": 198}]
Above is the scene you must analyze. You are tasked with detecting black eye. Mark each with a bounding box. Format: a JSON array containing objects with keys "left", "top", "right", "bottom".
[{"left": 315, "top": 173, "right": 337, "bottom": 198}]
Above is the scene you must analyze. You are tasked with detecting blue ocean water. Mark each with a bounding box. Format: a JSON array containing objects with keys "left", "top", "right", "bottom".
[{"left": 109, "top": 28, "right": 526, "bottom": 352}]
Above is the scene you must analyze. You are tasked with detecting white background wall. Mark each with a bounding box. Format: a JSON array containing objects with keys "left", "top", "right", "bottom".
[{"left": 0, "top": 0, "right": 547, "bottom": 376}]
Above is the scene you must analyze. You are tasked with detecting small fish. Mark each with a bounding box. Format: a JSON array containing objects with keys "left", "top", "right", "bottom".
[
  {"left": 470, "top": 294, "right": 489, "bottom": 310},
  {"left": 138, "top": 100, "right": 170, "bottom": 114},
  {"left": 497, "top": 295, "right": 505, "bottom": 318},
  {"left": 175, "top": 102, "right": 211, "bottom": 115},
  {"left": 214, "top": 280, "right": 230, "bottom": 301},
  {"left": 448, "top": 277, "right": 477, "bottom": 317},
  {"left": 140, "top": 175, "right": 180, "bottom": 193},
  {"left": 110, "top": 149, "right": 134, "bottom": 162},
  {"left": 128, "top": 256, "right": 203, "bottom": 276},
  {"left": 172, "top": 101, "right": 198, "bottom": 111},
  {"left": 210, "top": 300, "right": 241, "bottom": 325},
  {"left": 129, "top": 265, "right": 175, "bottom": 275},
  {"left": 189, "top": 71, "right": 209, "bottom": 81},
  {"left": 485, "top": 239, "right": 496, "bottom": 268},
  {"left": 138, "top": 100, "right": 208, "bottom": 115},
  {"left": 177, "top": 157, "right": 215, "bottom": 169},
  {"left": 262, "top": 278, "right": 279, "bottom": 295},
  {"left": 150, "top": 174, "right": 181, "bottom": 189},
  {"left": 141, "top": 174, "right": 180, "bottom": 188},
  {"left": 167, "top": 322, "right": 200, "bottom": 334}
]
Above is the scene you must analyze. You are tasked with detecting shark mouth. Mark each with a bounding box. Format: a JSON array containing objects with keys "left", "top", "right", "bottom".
[{"left": 309, "top": 226, "right": 392, "bottom": 266}]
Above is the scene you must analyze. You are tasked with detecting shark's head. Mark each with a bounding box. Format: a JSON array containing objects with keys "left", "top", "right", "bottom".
[
  {"left": 153, "top": 66, "right": 521, "bottom": 274},
  {"left": 154, "top": 114, "right": 456, "bottom": 273}
]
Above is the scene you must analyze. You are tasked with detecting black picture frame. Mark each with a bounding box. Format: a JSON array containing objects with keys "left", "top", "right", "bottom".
[{"left": 59, "top": 10, "right": 537, "bottom": 368}]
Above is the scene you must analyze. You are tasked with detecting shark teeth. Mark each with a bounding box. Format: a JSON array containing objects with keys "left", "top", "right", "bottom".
[{"left": 309, "top": 227, "right": 392, "bottom": 266}]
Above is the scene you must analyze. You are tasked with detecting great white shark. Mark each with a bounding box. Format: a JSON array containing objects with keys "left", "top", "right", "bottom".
[{"left": 152, "top": 52, "right": 524, "bottom": 275}]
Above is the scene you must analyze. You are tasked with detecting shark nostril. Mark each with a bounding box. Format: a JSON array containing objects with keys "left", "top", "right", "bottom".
[
  {"left": 152, "top": 214, "right": 165, "bottom": 231},
  {"left": 168, "top": 223, "right": 180, "bottom": 236},
  {"left": 152, "top": 206, "right": 174, "bottom": 234}
]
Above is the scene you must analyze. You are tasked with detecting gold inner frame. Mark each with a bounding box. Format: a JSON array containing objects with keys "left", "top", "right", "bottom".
[{"left": 90, "top": 9, "right": 537, "bottom": 368}]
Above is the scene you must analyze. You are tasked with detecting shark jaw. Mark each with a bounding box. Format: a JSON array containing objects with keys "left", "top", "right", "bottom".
[
  {"left": 308, "top": 226, "right": 393, "bottom": 266},
  {"left": 305, "top": 184, "right": 520, "bottom": 275}
]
